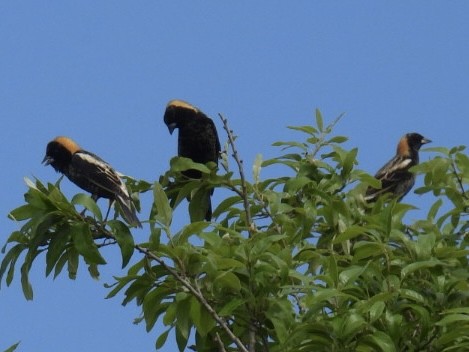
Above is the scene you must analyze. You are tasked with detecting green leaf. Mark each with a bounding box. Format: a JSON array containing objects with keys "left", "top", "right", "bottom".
[
  {"left": 333, "top": 226, "right": 368, "bottom": 243},
  {"left": 189, "top": 188, "right": 210, "bottom": 223},
  {"left": 71, "top": 223, "right": 106, "bottom": 265},
  {"left": 436, "top": 314, "right": 469, "bottom": 326},
  {"left": 253, "top": 153, "right": 263, "bottom": 184},
  {"left": 341, "top": 312, "right": 366, "bottom": 337},
  {"left": 369, "top": 301, "right": 386, "bottom": 323},
  {"left": 401, "top": 260, "right": 442, "bottom": 278},
  {"left": 45, "top": 225, "right": 72, "bottom": 276},
  {"left": 341, "top": 148, "right": 358, "bottom": 178},
  {"left": 339, "top": 265, "right": 367, "bottom": 287},
  {"left": 399, "top": 289, "right": 426, "bottom": 304},
  {"left": 271, "top": 141, "right": 308, "bottom": 152},
  {"left": 170, "top": 156, "right": 210, "bottom": 174},
  {"left": 67, "top": 247, "right": 79, "bottom": 279},
  {"left": 287, "top": 125, "right": 318, "bottom": 135},
  {"left": 8, "top": 204, "right": 34, "bottom": 221},
  {"left": 108, "top": 220, "right": 135, "bottom": 268},
  {"left": 155, "top": 329, "right": 171, "bottom": 350},
  {"left": 20, "top": 261, "right": 33, "bottom": 300},
  {"left": 153, "top": 182, "right": 172, "bottom": 227},
  {"left": 163, "top": 302, "right": 177, "bottom": 326},
  {"left": 189, "top": 296, "right": 215, "bottom": 337},
  {"left": 315, "top": 109, "right": 324, "bottom": 132},
  {"left": 444, "top": 307, "right": 469, "bottom": 315},
  {"left": 3, "top": 342, "right": 20, "bottom": 352},
  {"left": 313, "top": 288, "right": 356, "bottom": 303},
  {"left": 427, "top": 198, "right": 443, "bottom": 220},
  {"left": 212, "top": 195, "right": 242, "bottom": 217},
  {"left": 328, "top": 135, "right": 348, "bottom": 144},
  {"left": 218, "top": 298, "right": 246, "bottom": 316},
  {"left": 213, "top": 271, "right": 241, "bottom": 292},
  {"left": 353, "top": 243, "right": 385, "bottom": 262},
  {"left": 71, "top": 193, "right": 102, "bottom": 221},
  {"left": 0, "top": 244, "right": 25, "bottom": 287},
  {"left": 175, "top": 296, "right": 191, "bottom": 352},
  {"left": 362, "top": 331, "right": 396, "bottom": 352},
  {"left": 174, "top": 222, "right": 210, "bottom": 245},
  {"left": 88, "top": 263, "right": 100, "bottom": 279},
  {"left": 143, "top": 287, "right": 172, "bottom": 332}
]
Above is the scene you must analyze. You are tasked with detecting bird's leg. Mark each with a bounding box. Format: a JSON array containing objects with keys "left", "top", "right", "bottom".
[{"left": 103, "top": 199, "right": 114, "bottom": 223}]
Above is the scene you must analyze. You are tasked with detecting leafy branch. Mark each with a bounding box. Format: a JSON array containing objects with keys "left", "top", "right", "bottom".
[{"left": 4, "top": 112, "right": 469, "bottom": 351}]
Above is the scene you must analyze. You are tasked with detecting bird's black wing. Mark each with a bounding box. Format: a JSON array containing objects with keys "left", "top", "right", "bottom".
[
  {"left": 365, "top": 155, "right": 414, "bottom": 201},
  {"left": 70, "top": 151, "right": 129, "bottom": 200},
  {"left": 207, "top": 118, "right": 221, "bottom": 163}
]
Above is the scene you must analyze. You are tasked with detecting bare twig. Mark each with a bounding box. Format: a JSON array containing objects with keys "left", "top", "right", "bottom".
[{"left": 218, "top": 114, "right": 254, "bottom": 234}]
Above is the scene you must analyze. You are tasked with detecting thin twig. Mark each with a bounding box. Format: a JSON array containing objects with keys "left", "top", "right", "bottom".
[
  {"left": 215, "top": 332, "right": 227, "bottom": 352},
  {"left": 249, "top": 323, "right": 256, "bottom": 352},
  {"left": 219, "top": 114, "right": 254, "bottom": 234},
  {"left": 451, "top": 158, "right": 468, "bottom": 200}
]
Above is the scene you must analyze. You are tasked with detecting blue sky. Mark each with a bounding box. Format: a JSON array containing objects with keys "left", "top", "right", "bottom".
[{"left": 1, "top": 2, "right": 468, "bottom": 351}]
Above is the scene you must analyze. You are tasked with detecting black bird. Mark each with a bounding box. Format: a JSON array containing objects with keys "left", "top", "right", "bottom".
[
  {"left": 164, "top": 99, "right": 221, "bottom": 220},
  {"left": 365, "top": 133, "right": 431, "bottom": 202},
  {"left": 43, "top": 136, "right": 142, "bottom": 227}
]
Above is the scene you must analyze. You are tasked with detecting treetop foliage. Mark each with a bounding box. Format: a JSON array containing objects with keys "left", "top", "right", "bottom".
[{"left": 2, "top": 110, "right": 469, "bottom": 351}]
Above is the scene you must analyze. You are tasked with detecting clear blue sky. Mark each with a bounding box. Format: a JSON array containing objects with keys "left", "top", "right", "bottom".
[{"left": 1, "top": 2, "right": 468, "bottom": 351}]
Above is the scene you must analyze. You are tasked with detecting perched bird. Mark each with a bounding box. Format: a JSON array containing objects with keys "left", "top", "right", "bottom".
[
  {"left": 43, "top": 136, "right": 142, "bottom": 227},
  {"left": 164, "top": 99, "right": 221, "bottom": 220},
  {"left": 365, "top": 132, "right": 431, "bottom": 202}
]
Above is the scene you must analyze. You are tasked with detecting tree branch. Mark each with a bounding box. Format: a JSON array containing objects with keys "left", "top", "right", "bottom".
[
  {"left": 91, "top": 223, "right": 248, "bottom": 352},
  {"left": 215, "top": 332, "right": 227, "bottom": 352},
  {"left": 219, "top": 114, "right": 254, "bottom": 235},
  {"left": 134, "top": 244, "right": 249, "bottom": 352}
]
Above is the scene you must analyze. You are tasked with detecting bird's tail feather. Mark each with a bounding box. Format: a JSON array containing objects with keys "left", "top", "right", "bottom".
[
  {"left": 205, "top": 193, "right": 212, "bottom": 221},
  {"left": 116, "top": 194, "right": 142, "bottom": 228}
]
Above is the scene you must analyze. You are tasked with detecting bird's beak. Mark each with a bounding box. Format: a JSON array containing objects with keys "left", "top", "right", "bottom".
[
  {"left": 167, "top": 123, "right": 177, "bottom": 135},
  {"left": 422, "top": 137, "right": 432, "bottom": 144},
  {"left": 42, "top": 155, "right": 53, "bottom": 166}
]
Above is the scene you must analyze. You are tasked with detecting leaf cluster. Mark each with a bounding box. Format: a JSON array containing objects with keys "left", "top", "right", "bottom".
[{"left": 2, "top": 111, "right": 469, "bottom": 351}]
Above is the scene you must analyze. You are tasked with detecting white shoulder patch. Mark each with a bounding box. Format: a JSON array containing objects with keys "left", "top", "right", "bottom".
[{"left": 388, "top": 158, "right": 412, "bottom": 174}]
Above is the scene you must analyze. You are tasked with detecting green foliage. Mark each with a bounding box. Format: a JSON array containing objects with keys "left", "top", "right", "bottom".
[
  {"left": 1, "top": 343, "right": 19, "bottom": 352},
  {"left": 2, "top": 342, "right": 20, "bottom": 352},
  {"left": 3, "top": 111, "right": 469, "bottom": 351}
]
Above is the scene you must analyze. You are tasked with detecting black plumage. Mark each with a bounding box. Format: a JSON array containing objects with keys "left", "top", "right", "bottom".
[
  {"left": 164, "top": 99, "right": 221, "bottom": 220},
  {"left": 365, "top": 132, "right": 431, "bottom": 202},
  {"left": 43, "top": 136, "right": 142, "bottom": 227}
]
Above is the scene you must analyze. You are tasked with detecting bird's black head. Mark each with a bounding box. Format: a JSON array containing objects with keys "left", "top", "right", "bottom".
[
  {"left": 164, "top": 99, "right": 200, "bottom": 134},
  {"left": 405, "top": 133, "right": 432, "bottom": 151},
  {"left": 42, "top": 136, "right": 80, "bottom": 174}
]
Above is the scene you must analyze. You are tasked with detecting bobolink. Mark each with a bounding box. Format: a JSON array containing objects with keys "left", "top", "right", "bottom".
[
  {"left": 365, "top": 132, "right": 431, "bottom": 202},
  {"left": 164, "top": 99, "right": 221, "bottom": 221},
  {"left": 43, "top": 136, "right": 142, "bottom": 227}
]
